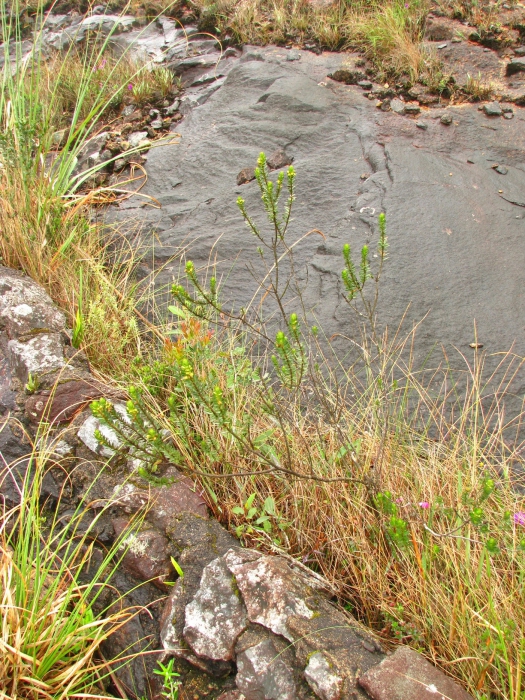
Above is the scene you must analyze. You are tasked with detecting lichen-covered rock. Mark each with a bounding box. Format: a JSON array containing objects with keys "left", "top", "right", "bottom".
[
  {"left": 0, "top": 266, "right": 66, "bottom": 340},
  {"left": 224, "top": 550, "right": 315, "bottom": 641},
  {"left": 160, "top": 515, "right": 239, "bottom": 677},
  {"left": 184, "top": 556, "right": 248, "bottom": 661},
  {"left": 287, "top": 602, "right": 384, "bottom": 699},
  {"left": 112, "top": 517, "right": 174, "bottom": 590},
  {"left": 236, "top": 638, "right": 298, "bottom": 700},
  {"left": 8, "top": 334, "right": 66, "bottom": 383},
  {"left": 304, "top": 653, "right": 343, "bottom": 700}
]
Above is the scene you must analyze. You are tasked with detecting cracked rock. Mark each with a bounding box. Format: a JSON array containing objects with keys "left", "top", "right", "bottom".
[
  {"left": 236, "top": 638, "right": 297, "bottom": 700},
  {"left": 184, "top": 556, "right": 248, "bottom": 661},
  {"left": 224, "top": 550, "right": 315, "bottom": 641},
  {"left": 304, "top": 652, "right": 343, "bottom": 700}
]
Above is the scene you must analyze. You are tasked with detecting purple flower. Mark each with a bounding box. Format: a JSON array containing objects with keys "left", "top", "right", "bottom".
[
  {"left": 419, "top": 501, "right": 430, "bottom": 509},
  {"left": 128, "top": 83, "right": 133, "bottom": 90},
  {"left": 513, "top": 511, "right": 525, "bottom": 526}
]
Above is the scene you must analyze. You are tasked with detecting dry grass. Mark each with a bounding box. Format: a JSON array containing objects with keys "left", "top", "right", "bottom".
[
  {"left": 188, "top": 0, "right": 448, "bottom": 85},
  {"left": 127, "top": 315, "right": 525, "bottom": 699},
  {"left": 464, "top": 71, "right": 494, "bottom": 100},
  {"left": 33, "top": 50, "right": 179, "bottom": 130},
  {"left": 0, "top": 166, "right": 144, "bottom": 378},
  {"left": 0, "top": 5, "right": 182, "bottom": 379}
]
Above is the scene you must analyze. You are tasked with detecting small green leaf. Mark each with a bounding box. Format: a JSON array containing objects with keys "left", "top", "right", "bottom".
[
  {"left": 263, "top": 496, "right": 276, "bottom": 515},
  {"left": 245, "top": 493, "right": 256, "bottom": 510},
  {"left": 168, "top": 305, "right": 187, "bottom": 318},
  {"left": 255, "top": 515, "right": 271, "bottom": 524},
  {"left": 170, "top": 557, "right": 184, "bottom": 579}
]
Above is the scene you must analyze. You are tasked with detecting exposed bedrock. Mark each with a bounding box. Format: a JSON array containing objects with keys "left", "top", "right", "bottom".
[{"left": 110, "top": 45, "right": 525, "bottom": 425}]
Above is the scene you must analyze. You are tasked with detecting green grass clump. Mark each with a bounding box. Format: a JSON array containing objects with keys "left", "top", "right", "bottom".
[{"left": 0, "top": 427, "right": 140, "bottom": 699}]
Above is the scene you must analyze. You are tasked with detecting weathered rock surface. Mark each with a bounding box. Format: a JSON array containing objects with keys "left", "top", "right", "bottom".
[
  {"left": 184, "top": 556, "right": 248, "bottom": 661},
  {"left": 358, "top": 646, "right": 474, "bottom": 700}
]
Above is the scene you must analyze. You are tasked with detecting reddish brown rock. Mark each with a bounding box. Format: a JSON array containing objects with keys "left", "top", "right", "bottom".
[
  {"left": 237, "top": 167, "right": 256, "bottom": 185},
  {"left": 424, "top": 16, "right": 459, "bottom": 41},
  {"left": 112, "top": 517, "right": 173, "bottom": 590},
  {"left": 267, "top": 148, "right": 293, "bottom": 170},
  {"left": 358, "top": 646, "right": 474, "bottom": 700},
  {"left": 112, "top": 469, "right": 208, "bottom": 533},
  {"left": 25, "top": 379, "right": 105, "bottom": 423}
]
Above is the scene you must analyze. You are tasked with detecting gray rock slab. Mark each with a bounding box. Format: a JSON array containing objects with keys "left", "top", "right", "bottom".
[
  {"left": 184, "top": 556, "right": 248, "bottom": 661},
  {"left": 225, "top": 551, "right": 315, "bottom": 641},
  {"left": 108, "top": 45, "right": 525, "bottom": 428}
]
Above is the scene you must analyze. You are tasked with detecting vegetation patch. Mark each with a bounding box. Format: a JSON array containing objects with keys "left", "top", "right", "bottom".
[{"left": 94, "top": 153, "right": 525, "bottom": 699}]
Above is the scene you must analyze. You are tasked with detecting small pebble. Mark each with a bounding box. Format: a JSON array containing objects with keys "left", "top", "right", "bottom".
[
  {"left": 504, "top": 112, "right": 514, "bottom": 119},
  {"left": 286, "top": 49, "right": 301, "bottom": 61},
  {"left": 483, "top": 101, "right": 502, "bottom": 117},
  {"left": 358, "top": 80, "right": 373, "bottom": 89},
  {"left": 494, "top": 165, "right": 508, "bottom": 174},
  {"left": 438, "top": 43, "right": 448, "bottom": 49},
  {"left": 416, "top": 121, "right": 428, "bottom": 130},
  {"left": 405, "top": 103, "right": 421, "bottom": 115},
  {"left": 440, "top": 113, "right": 453, "bottom": 125}
]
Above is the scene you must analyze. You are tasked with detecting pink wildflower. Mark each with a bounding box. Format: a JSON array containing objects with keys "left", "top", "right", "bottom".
[
  {"left": 128, "top": 83, "right": 133, "bottom": 90},
  {"left": 513, "top": 511, "right": 525, "bottom": 526},
  {"left": 419, "top": 501, "right": 430, "bottom": 509}
]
